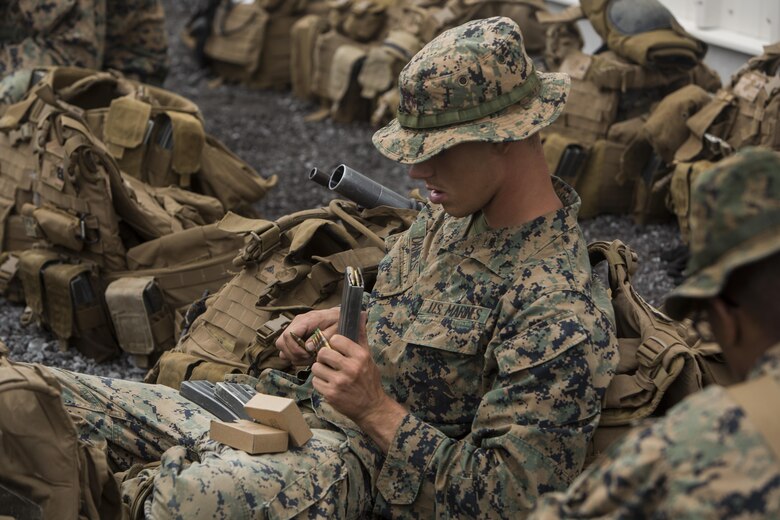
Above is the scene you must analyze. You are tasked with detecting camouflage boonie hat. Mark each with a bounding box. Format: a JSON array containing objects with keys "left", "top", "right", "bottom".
[
  {"left": 372, "top": 16, "right": 570, "bottom": 164},
  {"left": 665, "top": 147, "right": 780, "bottom": 319}
]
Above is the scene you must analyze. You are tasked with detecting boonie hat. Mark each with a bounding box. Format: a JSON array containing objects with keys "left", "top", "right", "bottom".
[
  {"left": 665, "top": 147, "right": 780, "bottom": 319},
  {"left": 372, "top": 16, "right": 570, "bottom": 164}
]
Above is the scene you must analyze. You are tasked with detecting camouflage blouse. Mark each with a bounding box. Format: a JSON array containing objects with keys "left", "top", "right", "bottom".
[
  {"left": 346, "top": 178, "right": 619, "bottom": 517},
  {"left": 0, "top": 0, "right": 168, "bottom": 84},
  {"left": 530, "top": 343, "right": 780, "bottom": 519}
]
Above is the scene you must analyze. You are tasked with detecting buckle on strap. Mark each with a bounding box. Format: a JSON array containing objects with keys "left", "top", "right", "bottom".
[
  {"left": 241, "top": 224, "right": 281, "bottom": 264},
  {"left": 256, "top": 315, "right": 291, "bottom": 343},
  {"left": 0, "top": 255, "right": 19, "bottom": 284},
  {"left": 636, "top": 336, "right": 670, "bottom": 368},
  {"left": 79, "top": 214, "right": 100, "bottom": 244}
]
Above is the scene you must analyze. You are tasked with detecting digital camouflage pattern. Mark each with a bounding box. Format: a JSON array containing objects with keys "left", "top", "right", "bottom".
[
  {"left": 665, "top": 147, "right": 780, "bottom": 319},
  {"left": 529, "top": 342, "right": 780, "bottom": 519},
  {"left": 373, "top": 16, "right": 570, "bottom": 165},
  {"left": 51, "top": 179, "right": 618, "bottom": 518},
  {"left": 363, "top": 178, "right": 618, "bottom": 517},
  {"left": 0, "top": 0, "right": 168, "bottom": 98}
]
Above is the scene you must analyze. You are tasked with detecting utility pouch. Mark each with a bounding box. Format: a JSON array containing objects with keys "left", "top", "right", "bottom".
[
  {"left": 291, "top": 14, "right": 329, "bottom": 100},
  {"left": 247, "top": 16, "right": 298, "bottom": 90},
  {"left": 31, "top": 206, "right": 84, "bottom": 251},
  {"left": 153, "top": 350, "right": 243, "bottom": 390},
  {"left": 342, "top": 1, "right": 387, "bottom": 42},
  {"left": 576, "top": 139, "right": 632, "bottom": 218},
  {"left": 18, "top": 248, "right": 63, "bottom": 322},
  {"left": 204, "top": 1, "right": 269, "bottom": 80},
  {"left": 105, "top": 277, "right": 175, "bottom": 360},
  {"left": 667, "top": 160, "right": 714, "bottom": 244},
  {"left": 543, "top": 132, "right": 589, "bottom": 186},
  {"left": 42, "top": 262, "right": 119, "bottom": 361}
]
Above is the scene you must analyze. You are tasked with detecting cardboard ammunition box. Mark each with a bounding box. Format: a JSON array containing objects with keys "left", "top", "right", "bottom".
[
  {"left": 209, "top": 419, "right": 288, "bottom": 454},
  {"left": 244, "top": 394, "right": 313, "bottom": 447}
]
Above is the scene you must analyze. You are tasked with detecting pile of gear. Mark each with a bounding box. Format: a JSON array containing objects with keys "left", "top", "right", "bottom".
[
  {"left": 539, "top": 0, "right": 719, "bottom": 222},
  {"left": 0, "top": 67, "right": 277, "bottom": 366},
  {"left": 184, "top": 0, "right": 565, "bottom": 124},
  {"left": 540, "top": 0, "right": 780, "bottom": 228}
]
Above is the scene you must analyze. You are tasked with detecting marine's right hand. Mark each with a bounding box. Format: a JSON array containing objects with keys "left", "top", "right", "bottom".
[{"left": 275, "top": 307, "right": 341, "bottom": 366}]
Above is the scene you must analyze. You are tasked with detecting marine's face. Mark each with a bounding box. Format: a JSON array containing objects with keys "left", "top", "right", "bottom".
[{"left": 407, "top": 141, "right": 505, "bottom": 218}]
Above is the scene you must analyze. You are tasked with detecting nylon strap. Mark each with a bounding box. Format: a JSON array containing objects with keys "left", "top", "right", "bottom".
[{"left": 398, "top": 73, "right": 541, "bottom": 129}]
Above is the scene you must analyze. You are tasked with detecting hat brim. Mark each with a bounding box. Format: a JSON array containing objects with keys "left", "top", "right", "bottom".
[
  {"left": 372, "top": 72, "right": 571, "bottom": 165},
  {"left": 664, "top": 225, "right": 780, "bottom": 320}
]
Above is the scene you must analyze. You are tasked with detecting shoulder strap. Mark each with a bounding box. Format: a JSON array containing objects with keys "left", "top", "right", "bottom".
[{"left": 726, "top": 375, "right": 780, "bottom": 463}]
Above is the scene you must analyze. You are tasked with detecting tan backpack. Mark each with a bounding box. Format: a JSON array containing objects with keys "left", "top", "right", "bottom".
[
  {"left": 586, "top": 240, "right": 733, "bottom": 464},
  {"left": 147, "top": 199, "right": 418, "bottom": 389},
  {"left": 0, "top": 342, "right": 121, "bottom": 519}
]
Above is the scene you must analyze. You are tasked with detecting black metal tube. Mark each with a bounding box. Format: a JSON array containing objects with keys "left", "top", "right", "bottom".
[
  {"left": 308, "top": 167, "right": 330, "bottom": 188},
  {"left": 328, "top": 164, "right": 414, "bottom": 209}
]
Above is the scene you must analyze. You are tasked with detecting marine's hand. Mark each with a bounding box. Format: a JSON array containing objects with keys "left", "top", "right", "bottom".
[
  {"left": 311, "top": 319, "right": 406, "bottom": 452},
  {"left": 275, "top": 307, "right": 340, "bottom": 366}
]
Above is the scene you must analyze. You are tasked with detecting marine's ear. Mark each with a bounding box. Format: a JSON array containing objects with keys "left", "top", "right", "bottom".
[{"left": 707, "top": 297, "right": 737, "bottom": 347}]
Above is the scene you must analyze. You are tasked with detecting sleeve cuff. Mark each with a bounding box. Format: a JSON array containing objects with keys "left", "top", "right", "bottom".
[{"left": 376, "top": 413, "right": 447, "bottom": 505}]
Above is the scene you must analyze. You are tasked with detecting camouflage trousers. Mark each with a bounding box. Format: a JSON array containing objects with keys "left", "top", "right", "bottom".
[{"left": 51, "top": 368, "right": 374, "bottom": 519}]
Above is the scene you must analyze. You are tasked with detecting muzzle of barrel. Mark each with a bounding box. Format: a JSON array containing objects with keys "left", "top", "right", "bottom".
[
  {"left": 328, "top": 164, "right": 414, "bottom": 209},
  {"left": 308, "top": 167, "right": 331, "bottom": 187}
]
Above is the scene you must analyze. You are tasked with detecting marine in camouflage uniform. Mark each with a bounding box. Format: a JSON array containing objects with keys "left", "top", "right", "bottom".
[
  {"left": 0, "top": 0, "right": 168, "bottom": 103},
  {"left": 52, "top": 17, "right": 619, "bottom": 517},
  {"left": 529, "top": 147, "right": 780, "bottom": 519}
]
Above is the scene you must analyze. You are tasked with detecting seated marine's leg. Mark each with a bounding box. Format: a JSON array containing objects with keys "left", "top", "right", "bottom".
[
  {"left": 51, "top": 368, "right": 212, "bottom": 470},
  {"left": 145, "top": 428, "right": 372, "bottom": 519}
]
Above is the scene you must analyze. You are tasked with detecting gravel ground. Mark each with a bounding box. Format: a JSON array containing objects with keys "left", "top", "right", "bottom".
[{"left": 0, "top": 0, "right": 684, "bottom": 380}]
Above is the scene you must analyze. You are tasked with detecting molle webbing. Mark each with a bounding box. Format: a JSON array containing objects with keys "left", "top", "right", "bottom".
[{"left": 151, "top": 202, "right": 417, "bottom": 390}]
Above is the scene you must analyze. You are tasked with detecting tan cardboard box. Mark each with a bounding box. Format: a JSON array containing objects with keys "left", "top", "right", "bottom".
[
  {"left": 209, "top": 419, "right": 288, "bottom": 454},
  {"left": 244, "top": 393, "right": 313, "bottom": 447}
]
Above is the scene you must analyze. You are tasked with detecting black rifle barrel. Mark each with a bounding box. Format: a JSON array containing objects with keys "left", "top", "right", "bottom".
[
  {"left": 308, "top": 167, "right": 330, "bottom": 188},
  {"left": 327, "top": 164, "right": 420, "bottom": 210}
]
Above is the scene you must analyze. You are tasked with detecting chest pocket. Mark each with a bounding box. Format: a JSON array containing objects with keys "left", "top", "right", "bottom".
[{"left": 402, "top": 300, "right": 491, "bottom": 356}]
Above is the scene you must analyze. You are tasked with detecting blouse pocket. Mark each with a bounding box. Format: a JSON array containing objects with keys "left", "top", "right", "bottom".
[{"left": 402, "top": 300, "right": 491, "bottom": 356}]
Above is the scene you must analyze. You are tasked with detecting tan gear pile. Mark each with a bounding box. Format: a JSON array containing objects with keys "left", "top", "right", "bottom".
[
  {"left": 584, "top": 240, "right": 733, "bottom": 465},
  {"left": 0, "top": 340, "right": 121, "bottom": 519},
  {"left": 664, "top": 42, "right": 780, "bottom": 243},
  {"left": 539, "top": 0, "right": 721, "bottom": 222},
  {"left": 297, "top": 0, "right": 558, "bottom": 124},
  {"left": 183, "top": 0, "right": 332, "bottom": 90},
  {"left": 0, "top": 67, "right": 276, "bottom": 365},
  {"left": 184, "top": 0, "right": 565, "bottom": 124},
  {"left": 146, "top": 199, "right": 419, "bottom": 389}
]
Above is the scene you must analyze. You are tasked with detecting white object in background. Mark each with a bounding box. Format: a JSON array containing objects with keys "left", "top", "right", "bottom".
[
  {"left": 715, "top": 0, "right": 779, "bottom": 42},
  {"left": 759, "top": 1, "right": 780, "bottom": 43},
  {"left": 694, "top": 0, "right": 721, "bottom": 29},
  {"left": 661, "top": 0, "right": 696, "bottom": 22}
]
